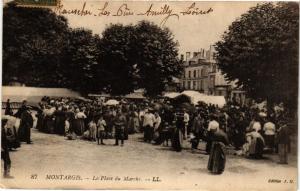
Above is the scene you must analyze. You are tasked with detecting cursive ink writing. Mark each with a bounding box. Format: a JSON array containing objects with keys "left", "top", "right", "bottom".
[
  {"left": 97, "top": 2, "right": 110, "bottom": 16},
  {"left": 138, "top": 4, "right": 179, "bottom": 26},
  {"left": 113, "top": 4, "right": 134, "bottom": 16},
  {"left": 55, "top": 2, "right": 92, "bottom": 16},
  {"left": 180, "top": 2, "right": 213, "bottom": 16},
  {"left": 54, "top": 2, "right": 213, "bottom": 25}
]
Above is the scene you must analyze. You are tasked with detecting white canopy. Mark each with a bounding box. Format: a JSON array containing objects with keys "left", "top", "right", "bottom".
[
  {"left": 124, "top": 92, "right": 145, "bottom": 99},
  {"left": 163, "top": 92, "right": 181, "bottom": 99},
  {"left": 104, "top": 99, "right": 119, "bottom": 106},
  {"left": 2, "top": 86, "right": 81, "bottom": 104},
  {"left": 168, "top": 90, "right": 226, "bottom": 107},
  {"left": 195, "top": 95, "right": 226, "bottom": 107}
]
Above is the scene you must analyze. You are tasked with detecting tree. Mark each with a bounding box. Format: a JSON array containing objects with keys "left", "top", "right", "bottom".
[
  {"left": 215, "top": 2, "right": 299, "bottom": 112},
  {"left": 97, "top": 24, "right": 137, "bottom": 95},
  {"left": 97, "top": 21, "right": 183, "bottom": 96},
  {"left": 61, "top": 28, "right": 100, "bottom": 94},
  {"left": 134, "top": 21, "right": 183, "bottom": 96},
  {"left": 3, "top": 2, "right": 70, "bottom": 87},
  {"left": 3, "top": 3, "right": 99, "bottom": 95},
  {"left": 3, "top": 3, "right": 182, "bottom": 96}
]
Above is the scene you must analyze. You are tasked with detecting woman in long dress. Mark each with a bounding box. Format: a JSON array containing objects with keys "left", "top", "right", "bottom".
[
  {"left": 54, "top": 107, "right": 67, "bottom": 135},
  {"left": 43, "top": 106, "right": 56, "bottom": 133},
  {"left": 172, "top": 109, "right": 184, "bottom": 152},
  {"left": 73, "top": 108, "right": 87, "bottom": 136},
  {"left": 207, "top": 129, "right": 229, "bottom": 174},
  {"left": 243, "top": 129, "right": 265, "bottom": 159}
]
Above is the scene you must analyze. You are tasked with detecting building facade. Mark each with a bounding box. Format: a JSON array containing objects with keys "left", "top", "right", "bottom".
[{"left": 180, "top": 45, "right": 246, "bottom": 104}]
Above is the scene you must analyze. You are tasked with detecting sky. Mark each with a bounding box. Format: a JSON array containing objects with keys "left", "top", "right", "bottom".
[
  {"left": 5, "top": 0, "right": 259, "bottom": 54},
  {"left": 54, "top": 1, "right": 258, "bottom": 55}
]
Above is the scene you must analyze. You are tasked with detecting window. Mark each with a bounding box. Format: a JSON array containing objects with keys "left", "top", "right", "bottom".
[
  {"left": 212, "top": 65, "right": 217, "bottom": 73},
  {"left": 193, "top": 70, "right": 196, "bottom": 78},
  {"left": 193, "top": 81, "right": 196, "bottom": 89},
  {"left": 200, "top": 69, "right": 204, "bottom": 77},
  {"left": 200, "top": 80, "right": 203, "bottom": 90},
  {"left": 188, "top": 71, "right": 191, "bottom": 78},
  {"left": 188, "top": 81, "right": 191, "bottom": 89},
  {"left": 210, "top": 76, "right": 215, "bottom": 87}
]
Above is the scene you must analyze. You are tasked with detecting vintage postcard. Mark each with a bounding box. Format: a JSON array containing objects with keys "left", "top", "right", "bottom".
[{"left": 1, "top": 0, "right": 298, "bottom": 190}]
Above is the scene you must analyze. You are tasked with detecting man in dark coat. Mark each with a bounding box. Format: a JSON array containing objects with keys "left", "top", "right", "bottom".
[
  {"left": 276, "top": 122, "right": 290, "bottom": 164},
  {"left": 191, "top": 112, "right": 205, "bottom": 151},
  {"left": 5, "top": 99, "right": 14, "bottom": 116},
  {"left": 18, "top": 107, "right": 33, "bottom": 144},
  {"left": 14, "top": 100, "right": 28, "bottom": 118},
  {"left": 114, "top": 108, "right": 127, "bottom": 146}
]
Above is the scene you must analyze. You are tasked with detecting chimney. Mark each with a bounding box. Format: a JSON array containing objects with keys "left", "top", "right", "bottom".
[
  {"left": 186, "top": 52, "right": 191, "bottom": 61},
  {"left": 200, "top": 48, "right": 204, "bottom": 57},
  {"left": 206, "top": 50, "right": 210, "bottom": 60}
]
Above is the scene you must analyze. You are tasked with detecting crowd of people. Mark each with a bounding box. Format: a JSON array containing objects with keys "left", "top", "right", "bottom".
[{"left": 1, "top": 95, "right": 293, "bottom": 176}]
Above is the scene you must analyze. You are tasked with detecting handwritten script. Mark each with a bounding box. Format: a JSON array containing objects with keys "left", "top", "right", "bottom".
[{"left": 54, "top": 2, "right": 213, "bottom": 26}]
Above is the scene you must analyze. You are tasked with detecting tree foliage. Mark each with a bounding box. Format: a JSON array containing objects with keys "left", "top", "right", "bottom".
[
  {"left": 97, "top": 24, "right": 136, "bottom": 95},
  {"left": 97, "top": 21, "right": 182, "bottom": 96},
  {"left": 3, "top": 2, "right": 70, "bottom": 86},
  {"left": 61, "top": 28, "right": 100, "bottom": 93},
  {"left": 215, "top": 2, "right": 299, "bottom": 110},
  {"left": 134, "top": 21, "right": 182, "bottom": 96},
  {"left": 3, "top": 3, "right": 182, "bottom": 96}
]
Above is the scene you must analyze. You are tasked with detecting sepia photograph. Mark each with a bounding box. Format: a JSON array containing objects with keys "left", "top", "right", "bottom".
[{"left": 1, "top": 0, "right": 299, "bottom": 190}]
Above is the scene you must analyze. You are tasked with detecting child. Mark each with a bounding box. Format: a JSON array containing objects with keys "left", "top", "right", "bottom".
[
  {"left": 97, "top": 115, "right": 106, "bottom": 145},
  {"left": 88, "top": 118, "right": 97, "bottom": 141}
]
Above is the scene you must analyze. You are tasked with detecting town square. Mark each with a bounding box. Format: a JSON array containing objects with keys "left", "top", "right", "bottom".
[{"left": 1, "top": 1, "right": 298, "bottom": 190}]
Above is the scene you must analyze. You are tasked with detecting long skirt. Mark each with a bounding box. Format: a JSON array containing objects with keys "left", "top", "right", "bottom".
[
  {"left": 128, "top": 118, "right": 135, "bottom": 134},
  {"left": 232, "top": 131, "right": 245, "bottom": 149},
  {"left": 73, "top": 119, "right": 85, "bottom": 136},
  {"left": 36, "top": 114, "right": 44, "bottom": 132},
  {"left": 278, "top": 144, "right": 288, "bottom": 164},
  {"left": 207, "top": 142, "right": 226, "bottom": 174},
  {"left": 54, "top": 116, "right": 66, "bottom": 135},
  {"left": 172, "top": 128, "right": 183, "bottom": 152},
  {"left": 249, "top": 137, "right": 264, "bottom": 159},
  {"left": 44, "top": 116, "right": 55, "bottom": 134},
  {"left": 264, "top": 135, "right": 275, "bottom": 149},
  {"left": 18, "top": 124, "right": 31, "bottom": 143},
  {"left": 115, "top": 126, "right": 125, "bottom": 140}
]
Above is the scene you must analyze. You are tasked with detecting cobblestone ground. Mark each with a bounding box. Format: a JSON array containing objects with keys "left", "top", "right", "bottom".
[{"left": 1, "top": 129, "right": 297, "bottom": 190}]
